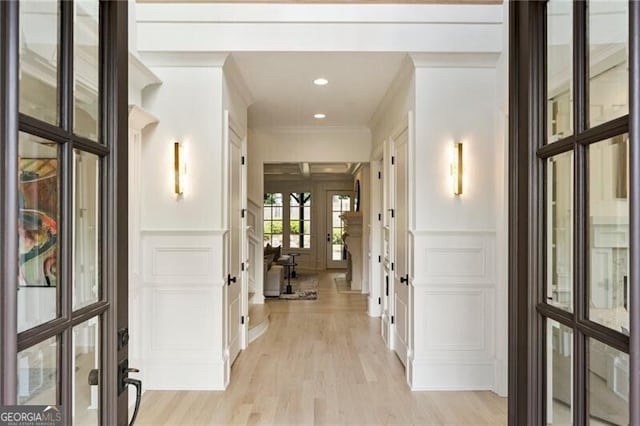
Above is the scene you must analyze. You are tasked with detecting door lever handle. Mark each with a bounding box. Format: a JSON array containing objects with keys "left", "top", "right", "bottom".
[
  {"left": 400, "top": 274, "right": 409, "bottom": 285},
  {"left": 124, "top": 377, "right": 142, "bottom": 426},
  {"left": 227, "top": 274, "right": 237, "bottom": 285}
]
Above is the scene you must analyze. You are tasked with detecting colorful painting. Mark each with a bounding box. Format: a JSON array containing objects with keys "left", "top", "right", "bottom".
[{"left": 19, "top": 158, "right": 58, "bottom": 287}]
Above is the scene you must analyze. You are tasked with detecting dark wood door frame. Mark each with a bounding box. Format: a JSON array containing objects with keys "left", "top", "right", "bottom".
[
  {"left": 509, "top": 1, "right": 640, "bottom": 424},
  {"left": 0, "top": 1, "right": 128, "bottom": 423}
]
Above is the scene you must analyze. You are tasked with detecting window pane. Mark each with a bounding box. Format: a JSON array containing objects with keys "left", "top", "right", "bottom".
[
  {"left": 73, "top": 318, "right": 100, "bottom": 425},
  {"left": 18, "top": 336, "right": 58, "bottom": 405},
  {"left": 588, "top": 136, "right": 629, "bottom": 334},
  {"left": 588, "top": 339, "right": 628, "bottom": 424},
  {"left": 290, "top": 236, "right": 300, "bottom": 249},
  {"left": 588, "top": 0, "right": 628, "bottom": 128},
  {"left": 74, "top": 0, "right": 100, "bottom": 141},
  {"left": 547, "top": 152, "right": 573, "bottom": 311},
  {"left": 19, "top": 0, "right": 59, "bottom": 125},
  {"left": 73, "top": 151, "right": 100, "bottom": 310},
  {"left": 547, "top": 0, "right": 573, "bottom": 142},
  {"left": 18, "top": 133, "right": 60, "bottom": 333},
  {"left": 546, "top": 319, "right": 573, "bottom": 425}
]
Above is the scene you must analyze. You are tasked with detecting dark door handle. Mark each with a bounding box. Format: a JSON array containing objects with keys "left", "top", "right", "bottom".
[
  {"left": 124, "top": 376, "right": 142, "bottom": 426},
  {"left": 400, "top": 274, "right": 409, "bottom": 285},
  {"left": 227, "top": 274, "right": 237, "bottom": 285}
]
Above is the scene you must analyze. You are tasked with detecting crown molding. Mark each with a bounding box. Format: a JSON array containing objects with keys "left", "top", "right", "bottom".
[
  {"left": 224, "top": 55, "right": 254, "bottom": 108},
  {"left": 368, "top": 54, "right": 414, "bottom": 130},
  {"left": 409, "top": 52, "right": 500, "bottom": 68},
  {"left": 139, "top": 51, "right": 230, "bottom": 67},
  {"left": 128, "top": 105, "right": 159, "bottom": 131},
  {"left": 129, "top": 52, "right": 162, "bottom": 93}
]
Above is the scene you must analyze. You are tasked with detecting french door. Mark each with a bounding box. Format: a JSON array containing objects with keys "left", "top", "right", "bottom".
[
  {"left": 509, "top": 1, "right": 639, "bottom": 424},
  {"left": 326, "top": 191, "right": 351, "bottom": 269},
  {"left": 0, "top": 1, "right": 130, "bottom": 425}
]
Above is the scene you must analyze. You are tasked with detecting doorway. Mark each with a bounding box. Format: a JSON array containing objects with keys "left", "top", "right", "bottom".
[{"left": 326, "top": 191, "right": 351, "bottom": 269}]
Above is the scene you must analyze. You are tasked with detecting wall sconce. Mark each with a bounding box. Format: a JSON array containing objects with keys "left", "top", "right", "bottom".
[
  {"left": 450, "top": 142, "right": 463, "bottom": 195},
  {"left": 174, "top": 141, "right": 186, "bottom": 195}
]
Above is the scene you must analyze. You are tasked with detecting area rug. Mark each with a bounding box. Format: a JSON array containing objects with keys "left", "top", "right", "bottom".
[
  {"left": 334, "top": 275, "right": 361, "bottom": 294},
  {"left": 278, "top": 273, "right": 318, "bottom": 300}
]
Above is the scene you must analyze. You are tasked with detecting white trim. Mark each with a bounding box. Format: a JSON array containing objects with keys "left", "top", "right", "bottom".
[
  {"left": 139, "top": 51, "right": 230, "bottom": 67},
  {"left": 128, "top": 105, "right": 158, "bottom": 131},
  {"left": 410, "top": 52, "right": 501, "bottom": 68}
]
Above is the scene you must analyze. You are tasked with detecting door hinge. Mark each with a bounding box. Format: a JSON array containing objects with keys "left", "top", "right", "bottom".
[
  {"left": 391, "top": 156, "right": 395, "bottom": 165},
  {"left": 241, "top": 208, "right": 246, "bottom": 218},
  {"left": 378, "top": 213, "right": 382, "bottom": 221},
  {"left": 391, "top": 315, "right": 395, "bottom": 324},
  {"left": 390, "top": 209, "right": 395, "bottom": 218},
  {"left": 378, "top": 171, "right": 382, "bottom": 179},
  {"left": 385, "top": 276, "right": 389, "bottom": 296},
  {"left": 378, "top": 255, "right": 381, "bottom": 263},
  {"left": 241, "top": 156, "right": 245, "bottom": 165},
  {"left": 378, "top": 297, "right": 381, "bottom": 305},
  {"left": 241, "top": 262, "right": 245, "bottom": 271},
  {"left": 241, "top": 315, "right": 245, "bottom": 325},
  {"left": 391, "top": 262, "right": 395, "bottom": 271}
]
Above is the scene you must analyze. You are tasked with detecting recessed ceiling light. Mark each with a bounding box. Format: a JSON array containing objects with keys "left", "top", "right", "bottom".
[
  {"left": 314, "top": 113, "right": 326, "bottom": 119},
  {"left": 313, "top": 78, "right": 328, "bottom": 86}
]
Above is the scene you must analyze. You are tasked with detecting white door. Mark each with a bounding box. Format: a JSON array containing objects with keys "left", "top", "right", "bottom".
[
  {"left": 381, "top": 139, "right": 394, "bottom": 347},
  {"left": 226, "top": 112, "right": 243, "bottom": 367},
  {"left": 392, "top": 128, "right": 409, "bottom": 366},
  {"left": 326, "top": 191, "right": 351, "bottom": 269}
]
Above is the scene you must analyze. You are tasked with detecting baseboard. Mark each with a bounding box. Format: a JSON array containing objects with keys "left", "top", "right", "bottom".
[{"left": 248, "top": 317, "right": 269, "bottom": 343}]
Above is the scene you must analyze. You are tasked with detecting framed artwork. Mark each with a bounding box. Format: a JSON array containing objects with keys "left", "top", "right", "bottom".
[{"left": 19, "top": 158, "right": 58, "bottom": 287}]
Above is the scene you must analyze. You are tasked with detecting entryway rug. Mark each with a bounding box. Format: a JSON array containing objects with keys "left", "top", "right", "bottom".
[
  {"left": 334, "top": 275, "right": 361, "bottom": 294},
  {"left": 278, "top": 273, "right": 318, "bottom": 300}
]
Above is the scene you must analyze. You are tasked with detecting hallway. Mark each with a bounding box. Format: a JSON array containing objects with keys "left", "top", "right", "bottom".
[{"left": 136, "top": 271, "right": 506, "bottom": 425}]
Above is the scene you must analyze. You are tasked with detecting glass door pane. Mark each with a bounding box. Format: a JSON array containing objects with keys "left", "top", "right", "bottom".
[
  {"left": 547, "top": 0, "right": 573, "bottom": 142},
  {"left": 331, "top": 195, "right": 350, "bottom": 261},
  {"left": 546, "top": 319, "right": 574, "bottom": 425},
  {"left": 588, "top": 136, "right": 629, "bottom": 334},
  {"left": 17, "top": 336, "right": 59, "bottom": 406},
  {"left": 588, "top": 0, "right": 628, "bottom": 128},
  {"left": 73, "top": 318, "right": 100, "bottom": 425},
  {"left": 547, "top": 152, "right": 574, "bottom": 311},
  {"left": 588, "top": 339, "right": 629, "bottom": 424},
  {"left": 74, "top": 0, "right": 100, "bottom": 141},
  {"left": 19, "top": 0, "right": 59, "bottom": 125},
  {"left": 18, "top": 133, "right": 60, "bottom": 333},
  {"left": 73, "top": 150, "right": 100, "bottom": 310}
]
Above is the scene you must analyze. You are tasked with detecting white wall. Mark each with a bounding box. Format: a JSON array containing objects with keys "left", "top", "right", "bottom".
[
  {"left": 142, "top": 67, "right": 224, "bottom": 230},
  {"left": 138, "top": 62, "right": 229, "bottom": 390},
  {"left": 409, "top": 54, "right": 504, "bottom": 392}
]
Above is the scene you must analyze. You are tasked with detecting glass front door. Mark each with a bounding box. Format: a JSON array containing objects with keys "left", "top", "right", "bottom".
[
  {"left": 326, "top": 192, "right": 351, "bottom": 269},
  {"left": 1, "top": 1, "right": 129, "bottom": 424}
]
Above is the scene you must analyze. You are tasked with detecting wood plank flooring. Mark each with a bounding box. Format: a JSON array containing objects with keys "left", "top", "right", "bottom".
[{"left": 136, "top": 271, "right": 507, "bottom": 425}]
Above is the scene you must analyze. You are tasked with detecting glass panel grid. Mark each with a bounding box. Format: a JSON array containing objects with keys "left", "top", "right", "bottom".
[
  {"left": 331, "top": 195, "right": 351, "bottom": 261},
  {"left": 18, "top": 336, "right": 59, "bottom": 406},
  {"left": 74, "top": 0, "right": 100, "bottom": 141},
  {"left": 546, "top": 319, "right": 574, "bottom": 425},
  {"left": 289, "top": 192, "right": 311, "bottom": 249}
]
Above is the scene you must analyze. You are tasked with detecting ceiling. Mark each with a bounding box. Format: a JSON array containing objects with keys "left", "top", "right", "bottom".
[
  {"left": 264, "top": 162, "right": 358, "bottom": 178},
  {"left": 231, "top": 52, "right": 407, "bottom": 128}
]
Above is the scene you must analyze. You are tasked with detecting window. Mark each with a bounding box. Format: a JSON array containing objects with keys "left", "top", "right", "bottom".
[
  {"left": 263, "top": 193, "right": 283, "bottom": 247},
  {"left": 289, "top": 192, "right": 311, "bottom": 249}
]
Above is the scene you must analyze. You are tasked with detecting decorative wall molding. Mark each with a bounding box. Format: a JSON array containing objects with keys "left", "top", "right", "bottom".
[{"left": 410, "top": 52, "right": 500, "bottom": 68}]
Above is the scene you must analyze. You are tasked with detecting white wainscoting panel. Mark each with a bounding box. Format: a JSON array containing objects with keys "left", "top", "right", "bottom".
[
  {"left": 140, "top": 230, "right": 227, "bottom": 390},
  {"left": 410, "top": 230, "right": 497, "bottom": 391}
]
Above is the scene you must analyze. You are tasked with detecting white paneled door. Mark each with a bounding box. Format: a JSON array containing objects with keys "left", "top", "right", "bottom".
[
  {"left": 226, "top": 112, "right": 244, "bottom": 368},
  {"left": 392, "top": 127, "right": 409, "bottom": 367}
]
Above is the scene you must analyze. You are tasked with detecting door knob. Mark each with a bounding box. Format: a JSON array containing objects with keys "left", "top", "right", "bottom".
[{"left": 227, "top": 274, "right": 237, "bottom": 285}]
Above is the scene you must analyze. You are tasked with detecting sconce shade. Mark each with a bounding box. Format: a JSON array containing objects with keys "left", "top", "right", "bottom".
[
  {"left": 174, "top": 142, "right": 184, "bottom": 195},
  {"left": 451, "top": 142, "right": 463, "bottom": 195}
]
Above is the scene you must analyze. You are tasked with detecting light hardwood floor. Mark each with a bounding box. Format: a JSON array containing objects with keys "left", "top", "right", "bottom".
[{"left": 136, "top": 271, "right": 507, "bottom": 425}]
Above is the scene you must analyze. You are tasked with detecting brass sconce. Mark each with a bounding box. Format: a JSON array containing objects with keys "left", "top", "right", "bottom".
[
  {"left": 451, "top": 142, "right": 463, "bottom": 195},
  {"left": 174, "top": 142, "right": 186, "bottom": 195}
]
